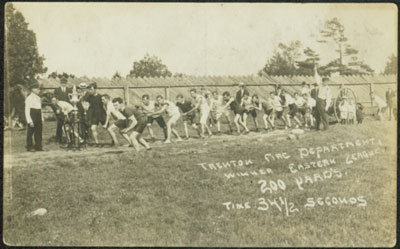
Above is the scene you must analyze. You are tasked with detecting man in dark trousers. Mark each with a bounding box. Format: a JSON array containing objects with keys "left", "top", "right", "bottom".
[
  {"left": 385, "top": 87, "right": 396, "bottom": 121},
  {"left": 310, "top": 83, "right": 319, "bottom": 120},
  {"left": 53, "top": 77, "right": 72, "bottom": 143},
  {"left": 310, "top": 83, "right": 319, "bottom": 100},
  {"left": 235, "top": 82, "right": 249, "bottom": 104},
  {"left": 315, "top": 77, "right": 331, "bottom": 131},
  {"left": 25, "top": 84, "right": 44, "bottom": 152}
]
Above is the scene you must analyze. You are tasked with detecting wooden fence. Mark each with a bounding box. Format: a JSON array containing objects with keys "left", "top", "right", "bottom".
[{"left": 39, "top": 74, "right": 397, "bottom": 107}]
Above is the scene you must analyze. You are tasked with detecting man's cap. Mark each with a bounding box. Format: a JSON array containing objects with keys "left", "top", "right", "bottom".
[
  {"left": 78, "top": 82, "right": 88, "bottom": 89},
  {"left": 313, "top": 83, "right": 318, "bottom": 86}
]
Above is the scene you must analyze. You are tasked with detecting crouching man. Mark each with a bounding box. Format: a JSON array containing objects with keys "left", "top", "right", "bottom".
[
  {"left": 111, "top": 97, "right": 151, "bottom": 151},
  {"left": 51, "top": 96, "right": 84, "bottom": 147}
]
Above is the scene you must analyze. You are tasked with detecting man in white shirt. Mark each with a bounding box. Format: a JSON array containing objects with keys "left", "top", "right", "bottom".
[
  {"left": 25, "top": 84, "right": 44, "bottom": 152},
  {"left": 315, "top": 77, "right": 332, "bottom": 130}
]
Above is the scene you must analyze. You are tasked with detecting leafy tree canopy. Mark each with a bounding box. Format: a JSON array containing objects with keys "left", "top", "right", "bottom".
[{"left": 128, "top": 54, "right": 172, "bottom": 78}]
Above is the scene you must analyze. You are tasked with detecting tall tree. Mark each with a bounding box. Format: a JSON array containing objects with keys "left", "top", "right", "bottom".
[
  {"left": 258, "top": 41, "right": 301, "bottom": 76},
  {"left": 5, "top": 3, "right": 47, "bottom": 116},
  {"left": 384, "top": 54, "right": 397, "bottom": 74},
  {"left": 295, "top": 47, "right": 320, "bottom": 76},
  {"left": 318, "top": 17, "right": 349, "bottom": 66},
  {"left": 128, "top": 54, "right": 172, "bottom": 78},
  {"left": 318, "top": 17, "right": 374, "bottom": 75}
]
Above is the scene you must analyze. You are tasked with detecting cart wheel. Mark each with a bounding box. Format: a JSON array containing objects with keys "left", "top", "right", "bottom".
[{"left": 333, "top": 87, "right": 357, "bottom": 122}]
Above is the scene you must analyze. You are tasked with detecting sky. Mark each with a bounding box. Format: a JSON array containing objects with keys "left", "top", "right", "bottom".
[{"left": 12, "top": 2, "right": 398, "bottom": 78}]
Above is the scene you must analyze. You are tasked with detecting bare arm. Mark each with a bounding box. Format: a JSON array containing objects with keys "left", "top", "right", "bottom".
[
  {"left": 103, "top": 112, "right": 111, "bottom": 127},
  {"left": 253, "top": 101, "right": 262, "bottom": 111},
  {"left": 150, "top": 104, "right": 167, "bottom": 116},
  {"left": 25, "top": 97, "right": 33, "bottom": 125},
  {"left": 121, "top": 115, "right": 138, "bottom": 133},
  {"left": 186, "top": 101, "right": 200, "bottom": 115},
  {"left": 222, "top": 98, "right": 234, "bottom": 110}
]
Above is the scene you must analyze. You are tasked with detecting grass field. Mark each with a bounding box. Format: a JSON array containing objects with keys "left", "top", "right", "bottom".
[{"left": 3, "top": 117, "right": 397, "bottom": 247}]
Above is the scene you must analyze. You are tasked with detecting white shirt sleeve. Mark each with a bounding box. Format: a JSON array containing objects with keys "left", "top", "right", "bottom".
[
  {"left": 63, "top": 102, "right": 74, "bottom": 114},
  {"left": 25, "top": 95, "right": 33, "bottom": 124},
  {"left": 326, "top": 87, "right": 332, "bottom": 108},
  {"left": 314, "top": 68, "right": 322, "bottom": 86}
]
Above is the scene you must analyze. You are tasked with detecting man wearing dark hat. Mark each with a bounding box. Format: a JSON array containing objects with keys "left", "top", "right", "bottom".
[
  {"left": 53, "top": 77, "right": 72, "bottom": 144},
  {"left": 54, "top": 77, "right": 72, "bottom": 102},
  {"left": 25, "top": 84, "right": 44, "bottom": 151}
]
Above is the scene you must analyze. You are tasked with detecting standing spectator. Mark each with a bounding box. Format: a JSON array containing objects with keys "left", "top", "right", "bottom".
[
  {"left": 338, "top": 97, "right": 349, "bottom": 125},
  {"left": 25, "top": 84, "right": 44, "bottom": 152},
  {"left": 356, "top": 103, "right": 364, "bottom": 124},
  {"left": 54, "top": 77, "right": 72, "bottom": 102},
  {"left": 77, "top": 83, "right": 90, "bottom": 143},
  {"left": 310, "top": 83, "right": 319, "bottom": 100},
  {"left": 348, "top": 99, "right": 356, "bottom": 124},
  {"left": 53, "top": 77, "right": 72, "bottom": 143},
  {"left": 385, "top": 87, "right": 396, "bottom": 121},
  {"left": 309, "top": 83, "right": 319, "bottom": 122},
  {"left": 315, "top": 77, "right": 332, "bottom": 131},
  {"left": 371, "top": 92, "right": 387, "bottom": 121},
  {"left": 235, "top": 82, "right": 249, "bottom": 104}
]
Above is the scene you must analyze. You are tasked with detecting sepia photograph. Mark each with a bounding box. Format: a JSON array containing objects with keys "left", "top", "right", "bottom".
[{"left": 3, "top": 2, "right": 397, "bottom": 247}]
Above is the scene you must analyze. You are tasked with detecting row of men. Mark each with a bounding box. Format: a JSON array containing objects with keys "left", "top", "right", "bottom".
[
  {"left": 24, "top": 78, "right": 332, "bottom": 152},
  {"left": 52, "top": 83, "right": 332, "bottom": 148}
]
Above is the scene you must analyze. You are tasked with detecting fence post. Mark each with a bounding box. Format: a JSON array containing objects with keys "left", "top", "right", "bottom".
[
  {"left": 369, "top": 82, "right": 374, "bottom": 106},
  {"left": 124, "top": 86, "right": 130, "bottom": 105},
  {"left": 164, "top": 87, "right": 169, "bottom": 100}
]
